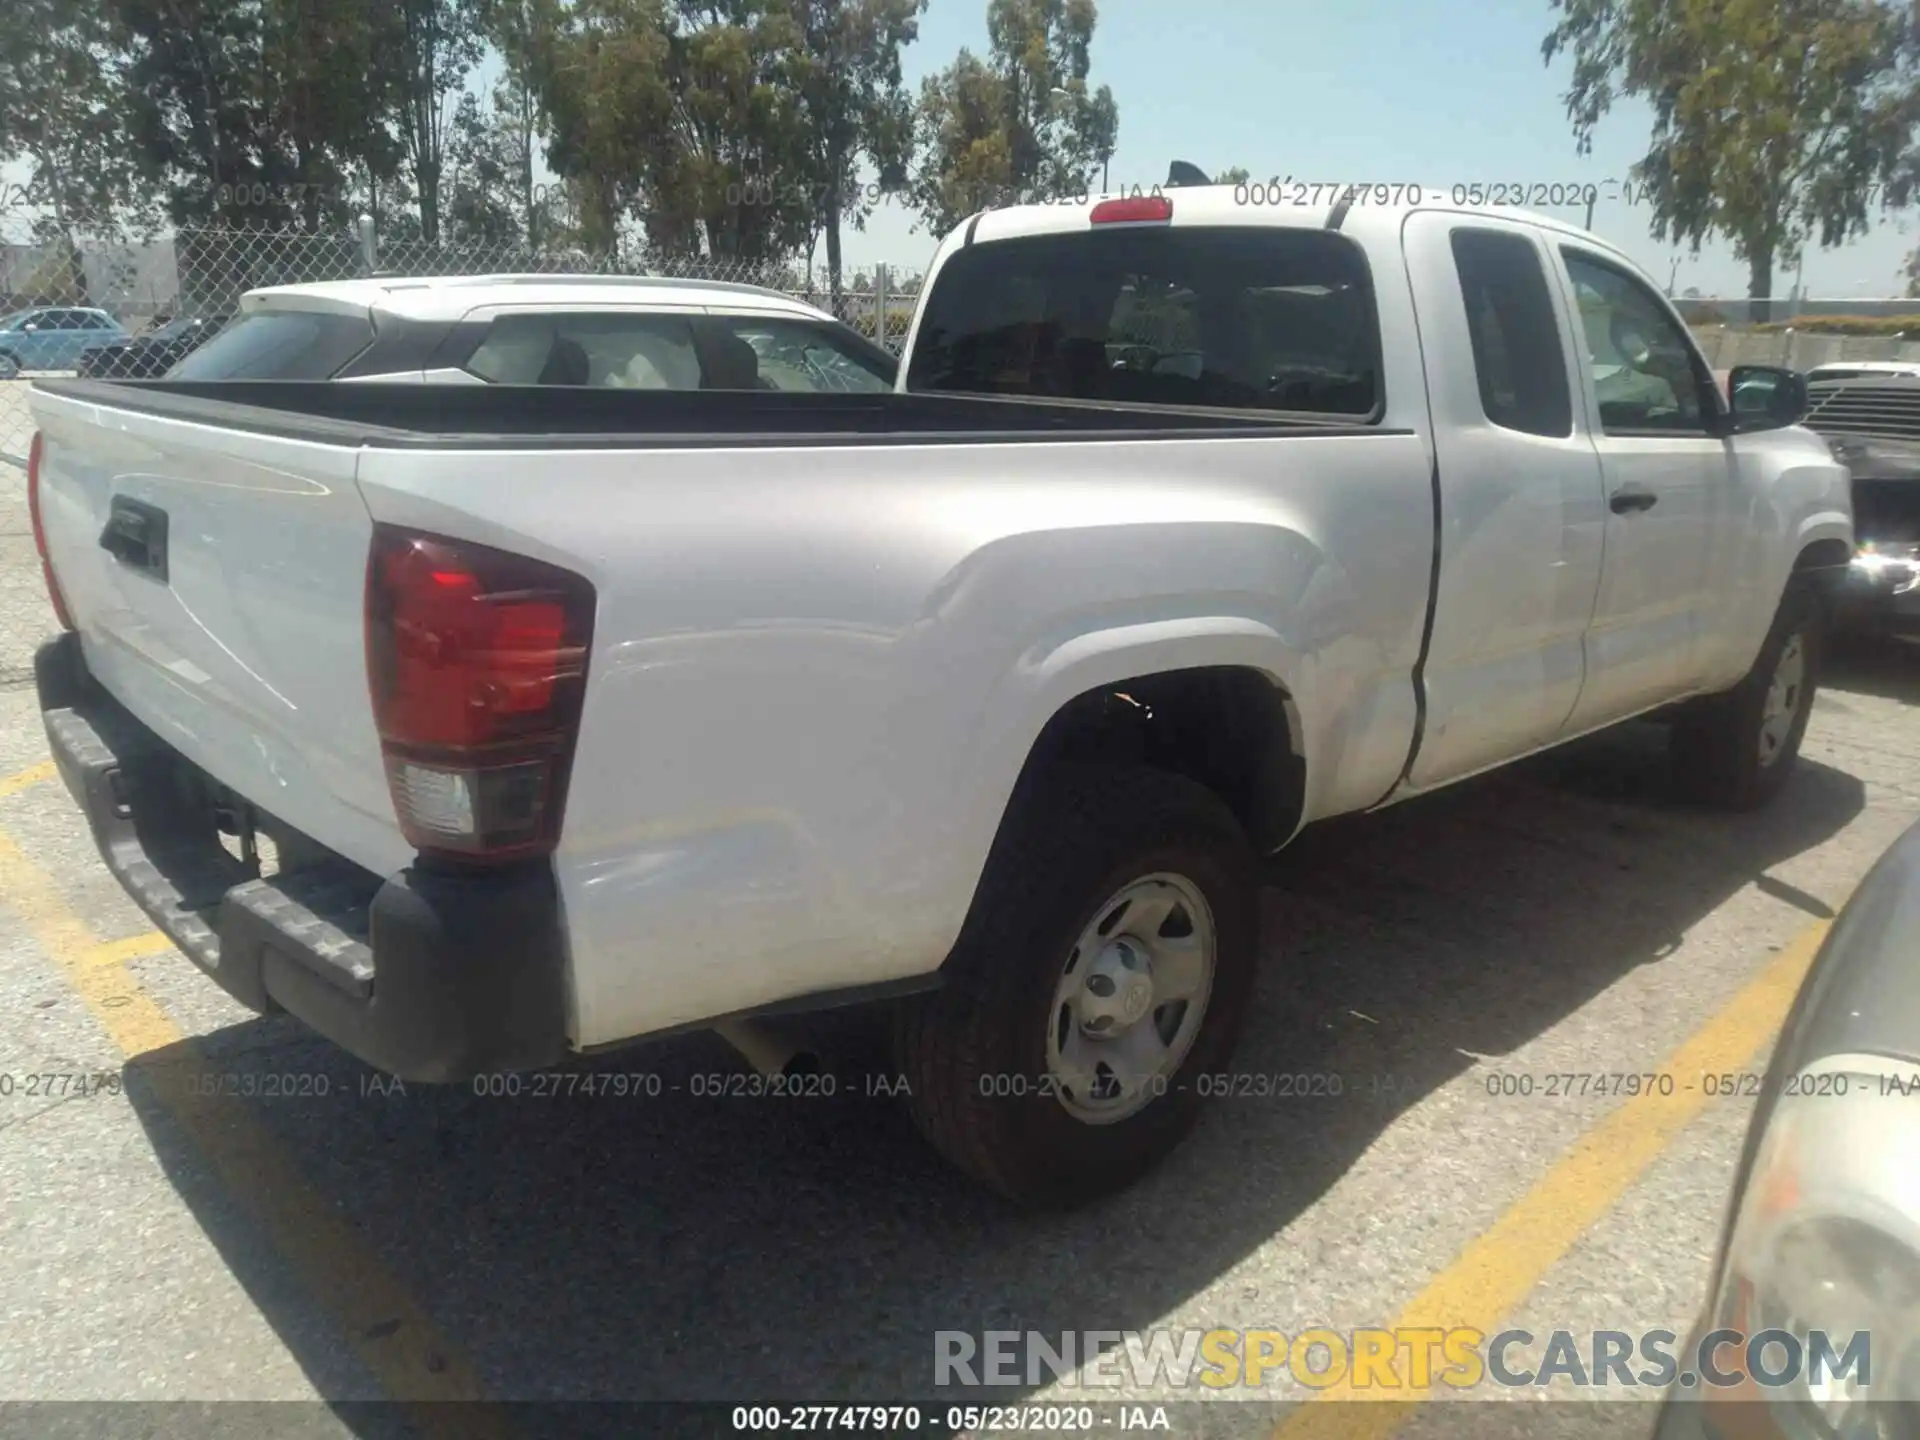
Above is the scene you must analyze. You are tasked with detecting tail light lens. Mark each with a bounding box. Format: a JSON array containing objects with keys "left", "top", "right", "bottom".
[
  {"left": 365, "top": 525, "right": 595, "bottom": 862},
  {"left": 25, "top": 432, "right": 74, "bottom": 631}
]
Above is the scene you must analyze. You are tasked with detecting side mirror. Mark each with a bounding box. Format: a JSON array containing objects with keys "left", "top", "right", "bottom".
[
  {"left": 1726, "top": 364, "right": 1809, "bottom": 432},
  {"left": 21, "top": 322, "right": 37, "bottom": 333}
]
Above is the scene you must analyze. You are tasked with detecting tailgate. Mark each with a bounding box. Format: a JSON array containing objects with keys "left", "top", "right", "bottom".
[{"left": 29, "top": 387, "right": 410, "bottom": 878}]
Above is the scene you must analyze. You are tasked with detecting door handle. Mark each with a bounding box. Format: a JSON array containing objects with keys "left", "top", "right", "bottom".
[
  {"left": 100, "top": 497, "right": 170, "bottom": 582},
  {"left": 1609, "top": 489, "right": 1659, "bottom": 515}
]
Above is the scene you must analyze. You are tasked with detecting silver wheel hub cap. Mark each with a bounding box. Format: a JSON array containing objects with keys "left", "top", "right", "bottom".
[
  {"left": 1758, "top": 631, "right": 1806, "bottom": 768},
  {"left": 1079, "top": 939, "right": 1157, "bottom": 1031},
  {"left": 1045, "top": 873, "right": 1217, "bottom": 1125}
]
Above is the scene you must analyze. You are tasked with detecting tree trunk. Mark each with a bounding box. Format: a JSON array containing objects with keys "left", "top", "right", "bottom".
[
  {"left": 821, "top": 131, "right": 847, "bottom": 313},
  {"left": 520, "top": 116, "right": 536, "bottom": 252},
  {"left": 1748, "top": 245, "right": 1775, "bottom": 326},
  {"left": 296, "top": 139, "right": 321, "bottom": 232},
  {"left": 825, "top": 190, "right": 844, "bottom": 316},
  {"left": 591, "top": 180, "right": 619, "bottom": 253},
  {"left": 40, "top": 153, "right": 88, "bottom": 304},
  {"left": 418, "top": 158, "right": 440, "bottom": 244},
  {"left": 198, "top": 32, "right": 224, "bottom": 227},
  {"left": 208, "top": 89, "right": 223, "bottom": 227}
]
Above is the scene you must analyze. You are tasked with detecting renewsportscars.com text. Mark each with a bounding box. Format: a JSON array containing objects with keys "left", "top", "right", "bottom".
[{"left": 934, "top": 1327, "right": 1871, "bottom": 1392}]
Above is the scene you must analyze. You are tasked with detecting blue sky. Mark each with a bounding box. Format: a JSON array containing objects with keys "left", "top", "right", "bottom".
[{"left": 840, "top": 0, "right": 1917, "bottom": 297}]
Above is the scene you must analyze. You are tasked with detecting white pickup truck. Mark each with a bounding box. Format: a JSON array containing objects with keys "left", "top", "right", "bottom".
[{"left": 27, "top": 189, "right": 1851, "bottom": 1205}]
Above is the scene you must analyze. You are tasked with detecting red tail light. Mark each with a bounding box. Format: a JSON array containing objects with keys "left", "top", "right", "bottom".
[
  {"left": 365, "top": 525, "right": 595, "bottom": 862},
  {"left": 25, "top": 432, "right": 74, "bottom": 631},
  {"left": 1090, "top": 195, "right": 1173, "bottom": 225}
]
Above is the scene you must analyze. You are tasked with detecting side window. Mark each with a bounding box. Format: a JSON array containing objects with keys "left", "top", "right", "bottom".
[
  {"left": 168, "top": 309, "right": 375, "bottom": 379},
  {"left": 1559, "top": 250, "right": 1713, "bottom": 434},
  {"left": 464, "top": 312, "right": 702, "bottom": 388},
  {"left": 1449, "top": 229, "right": 1573, "bottom": 438},
  {"left": 701, "top": 315, "right": 896, "bottom": 392}
]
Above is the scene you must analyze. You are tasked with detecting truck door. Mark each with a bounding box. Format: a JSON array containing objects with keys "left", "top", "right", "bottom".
[
  {"left": 1551, "top": 245, "right": 1729, "bottom": 730},
  {"left": 1397, "top": 211, "right": 1609, "bottom": 791}
]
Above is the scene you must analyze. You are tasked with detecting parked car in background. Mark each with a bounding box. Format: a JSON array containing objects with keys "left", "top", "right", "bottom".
[
  {"left": 0, "top": 307, "right": 129, "bottom": 377},
  {"left": 1798, "top": 367, "right": 1920, "bottom": 640},
  {"left": 1654, "top": 816, "right": 1920, "bottom": 1436},
  {"left": 149, "top": 273, "right": 897, "bottom": 389},
  {"left": 1805, "top": 360, "right": 1920, "bottom": 385},
  {"left": 76, "top": 314, "right": 232, "bottom": 379},
  {"left": 1724, "top": 361, "right": 1920, "bottom": 417}
]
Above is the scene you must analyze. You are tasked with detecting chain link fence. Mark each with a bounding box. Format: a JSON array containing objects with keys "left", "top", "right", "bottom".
[
  {"left": 1694, "top": 327, "right": 1920, "bottom": 369},
  {"left": 0, "top": 224, "right": 927, "bottom": 466}
]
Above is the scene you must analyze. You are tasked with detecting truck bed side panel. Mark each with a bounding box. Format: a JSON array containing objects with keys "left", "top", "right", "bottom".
[{"left": 354, "top": 431, "right": 1433, "bottom": 1047}]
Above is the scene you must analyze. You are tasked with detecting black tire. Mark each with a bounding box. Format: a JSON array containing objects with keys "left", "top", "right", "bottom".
[
  {"left": 33, "top": 633, "right": 88, "bottom": 712},
  {"left": 893, "top": 764, "right": 1260, "bottom": 1207},
  {"left": 0, "top": 352, "right": 18, "bottom": 381},
  {"left": 1670, "top": 582, "right": 1822, "bottom": 810}
]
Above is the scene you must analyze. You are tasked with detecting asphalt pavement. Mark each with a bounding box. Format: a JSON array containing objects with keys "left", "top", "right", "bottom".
[{"left": 1, "top": 452, "right": 1917, "bottom": 1440}]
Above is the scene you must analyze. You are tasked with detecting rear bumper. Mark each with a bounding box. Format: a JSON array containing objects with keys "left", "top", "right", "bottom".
[{"left": 36, "top": 632, "right": 571, "bottom": 1083}]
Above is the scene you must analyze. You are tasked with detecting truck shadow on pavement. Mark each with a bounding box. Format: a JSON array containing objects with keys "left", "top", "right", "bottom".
[
  {"left": 1824, "top": 634, "right": 1920, "bottom": 706},
  {"left": 116, "top": 719, "right": 1867, "bottom": 1428}
]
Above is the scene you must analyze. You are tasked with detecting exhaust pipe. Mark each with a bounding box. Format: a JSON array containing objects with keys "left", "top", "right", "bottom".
[{"left": 713, "top": 1018, "right": 824, "bottom": 1080}]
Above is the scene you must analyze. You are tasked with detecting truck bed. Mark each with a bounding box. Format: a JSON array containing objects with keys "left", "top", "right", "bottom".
[{"left": 33, "top": 377, "right": 1376, "bottom": 447}]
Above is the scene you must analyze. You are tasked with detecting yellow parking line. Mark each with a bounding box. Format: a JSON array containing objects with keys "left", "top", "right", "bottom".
[
  {"left": 81, "top": 931, "right": 177, "bottom": 968},
  {"left": 0, "top": 759, "right": 55, "bottom": 802},
  {"left": 0, "top": 826, "right": 510, "bottom": 1438},
  {"left": 1271, "top": 916, "right": 1832, "bottom": 1440}
]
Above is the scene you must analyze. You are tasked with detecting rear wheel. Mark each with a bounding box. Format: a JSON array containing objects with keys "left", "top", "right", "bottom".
[
  {"left": 0, "top": 352, "right": 19, "bottom": 381},
  {"left": 893, "top": 765, "right": 1260, "bottom": 1207},
  {"left": 1670, "top": 582, "right": 1822, "bottom": 810}
]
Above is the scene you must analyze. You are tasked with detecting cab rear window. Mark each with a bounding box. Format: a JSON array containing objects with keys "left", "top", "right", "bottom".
[
  {"left": 167, "top": 309, "right": 374, "bottom": 380},
  {"left": 905, "top": 226, "right": 1381, "bottom": 417}
]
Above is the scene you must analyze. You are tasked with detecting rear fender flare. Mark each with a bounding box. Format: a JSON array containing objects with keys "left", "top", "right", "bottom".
[{"left": 949, "top": 616, "right": 1312, "bottom": 908}]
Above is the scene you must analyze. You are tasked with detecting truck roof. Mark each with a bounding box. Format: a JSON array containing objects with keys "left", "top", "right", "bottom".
[
  {"left": 241, "top": 273, "right": 837, "bottom": 324},
  {"left": 958, "top": 184, "right": 1600, "bottom": 249}
]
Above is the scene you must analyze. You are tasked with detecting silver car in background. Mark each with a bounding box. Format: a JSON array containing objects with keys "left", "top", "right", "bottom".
[{"left": 1656, "top": 816, "right": 1920, "bottom": 1437}]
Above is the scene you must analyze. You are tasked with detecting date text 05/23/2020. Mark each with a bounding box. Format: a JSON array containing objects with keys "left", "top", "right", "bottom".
[
  {"left": 709, "top": 175, "right": 1657, "bottom": 214},
  {"left": 729, "top": 1404, "right": 1173, "bottom": 1432},
  {"left": 1226, "top": 179, "right": 1652, "bottom": 208},
  {"left": 957, "top": 179, "right": 1658, "bottom": 209}
]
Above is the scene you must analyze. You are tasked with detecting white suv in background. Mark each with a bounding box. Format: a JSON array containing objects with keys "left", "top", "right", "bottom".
[
  {"left": 164, "top": 274, "right": 898, "bottom": 392},
  {"left": 1805, "top": 360, "right": 1920, "bottom": 384}
]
